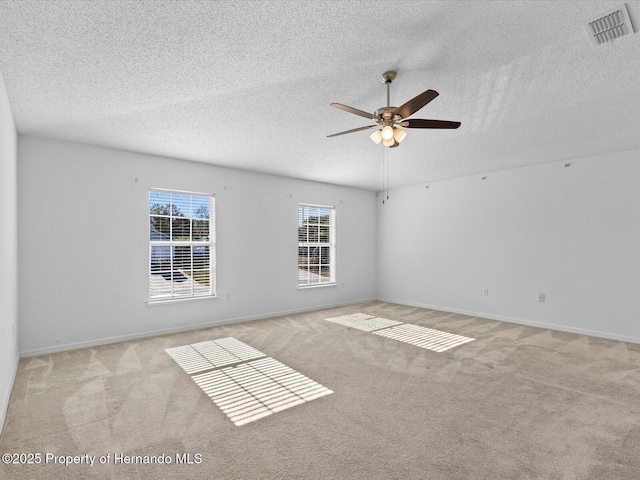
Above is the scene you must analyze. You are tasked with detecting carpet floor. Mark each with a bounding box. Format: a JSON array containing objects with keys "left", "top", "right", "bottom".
[{"left": 1, "top": 301, "right": 640, "bottom": 479}]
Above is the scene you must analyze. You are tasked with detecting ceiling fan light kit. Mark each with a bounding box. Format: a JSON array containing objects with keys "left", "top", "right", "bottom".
[{"left": 328, "top": 70, "right": 461, "bottom": 148}]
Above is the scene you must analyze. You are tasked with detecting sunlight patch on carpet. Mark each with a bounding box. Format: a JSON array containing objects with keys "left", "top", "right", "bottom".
[
  {"left": 166, "top": 337, "right": 266, "bottom": 374},
  {"left": 164, "top": 344, "right": 216, "bottom": 374},
  {"left": 373, "top": 324, "right": 475, "bottom": 352},
  {"left": 325, "top": 313, "right": 402, "bottom": 332},
  {"left": 167, "top": 338, "right": 332, "bottom": 426},
  {"left": 192, "top": 357, "right": 333, "bottom": 426},
  {"left": 325, "top": 313, "right": 475, "bottom": 353}
]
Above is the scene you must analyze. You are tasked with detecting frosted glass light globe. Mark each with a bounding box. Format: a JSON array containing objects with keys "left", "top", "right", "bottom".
[
  {"left": 393, "top": 128, "right": 406, "bottom": 143},
  {"left": 381, "top": 125, "right": 394, "bottom": 140}
]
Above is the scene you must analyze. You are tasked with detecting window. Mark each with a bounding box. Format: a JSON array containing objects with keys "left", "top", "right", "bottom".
[
  {"left": 149, "top": 189, "right": 215, "bottom": 301},
  {"left": 298, "top": 204, "right": 335, "bottom": 287}
]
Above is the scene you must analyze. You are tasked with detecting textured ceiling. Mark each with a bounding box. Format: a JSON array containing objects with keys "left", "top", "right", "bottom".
[{"left": 1, "top": 0, "right": 639, "bottom": 191}]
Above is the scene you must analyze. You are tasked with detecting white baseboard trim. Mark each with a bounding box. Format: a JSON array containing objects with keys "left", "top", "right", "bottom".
[
  {"left": 377, "top": 297, "right": 640, "bottom": 345},
  {"left": 0, "top": 352, "right": 20, "bottom": 436},
  {"left": 19, "top": 297, "right": 377, "bottom": 357}
]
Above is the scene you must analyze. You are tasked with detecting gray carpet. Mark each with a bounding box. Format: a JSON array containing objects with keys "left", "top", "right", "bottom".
[{"left": 2, "top": 301, "right": 640, "bottom": 479}]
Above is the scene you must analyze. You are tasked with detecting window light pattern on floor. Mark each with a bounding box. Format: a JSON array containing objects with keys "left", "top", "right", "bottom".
[
  {"left": 325, "top": 313, "right": 402, "bottom": 332},
  {"left": 192, "top": 357, "right": 333, "bottom": 426},
  {"left": 166, "top": 338, "right": 332, "bottom": 426},
  {"left": 373, "top": 323, "right": 474, "bottom": 353},
  {"left": 165, "top": 337, "right": 265, "bottom": 374},
  {"left": 325, "top": 313, "right": 474, "bottom": 353}
]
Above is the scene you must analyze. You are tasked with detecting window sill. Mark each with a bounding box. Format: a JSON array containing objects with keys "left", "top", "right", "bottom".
[
  {"left": 297, "top": 283, "right": 336, "bottom": 290},
  {"left": 147, "top": 295, "right": 218, "bottom": 306}
]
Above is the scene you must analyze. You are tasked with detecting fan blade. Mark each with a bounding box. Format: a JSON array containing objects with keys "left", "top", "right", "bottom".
[
  {"left": 403, "top": 119, "right": 461, "bottom": 129},
  {"left": 330, "top": 103, "right": 375, "bottom": 120},
  {"left": 394, "top": 90, "right": 439, "bottom": 119},
  {"left": 327, "top": 125, "right": 378, "bottom": 138}
]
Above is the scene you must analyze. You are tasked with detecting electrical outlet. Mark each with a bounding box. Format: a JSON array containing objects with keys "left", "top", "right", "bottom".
[
  {"left": 539, "top": 294, "right": 545, "bottom": 302},
  {"left": 226, "top": 293, "right": 231, "bottom": 300},
  {"left": 483, "top": 288, "right": 489, "bottom": 296}
]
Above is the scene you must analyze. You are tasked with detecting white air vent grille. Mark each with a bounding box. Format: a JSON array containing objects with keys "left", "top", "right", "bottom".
[{"left": 584, "top": 4, "right": 634, "bottom": 46}]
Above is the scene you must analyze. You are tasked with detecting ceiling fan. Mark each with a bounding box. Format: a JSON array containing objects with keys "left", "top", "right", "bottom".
[{"left": 327, "top": 70, "right": 461, "bottom": 148}]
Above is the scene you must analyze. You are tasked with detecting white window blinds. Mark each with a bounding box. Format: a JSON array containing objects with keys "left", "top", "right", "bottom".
[{"left": 149, "top": 189, "right": 216, "bottom": 301}]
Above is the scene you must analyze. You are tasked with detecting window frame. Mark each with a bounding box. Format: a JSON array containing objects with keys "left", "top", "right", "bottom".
[
  {"left": 297, "top": 203, "right": 336, "bottom": 288},
  {"left": 148, "top": 188, "right": 216, "bottom": 303}
]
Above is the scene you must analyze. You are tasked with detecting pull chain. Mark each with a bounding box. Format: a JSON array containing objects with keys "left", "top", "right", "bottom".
[
  {"left": 382, "top": 146, "right": 390, "bottom": 204},
  {"left": 382, "top": 146, "right": 385, "bottom": 204},
  {"left": 386, "top": 146, "right": 390, "bottom": 201}
]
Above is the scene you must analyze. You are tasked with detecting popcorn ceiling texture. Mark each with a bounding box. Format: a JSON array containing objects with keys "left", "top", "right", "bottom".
[{"left": 0, "top": 0, "right": 639, "bottom": 190}]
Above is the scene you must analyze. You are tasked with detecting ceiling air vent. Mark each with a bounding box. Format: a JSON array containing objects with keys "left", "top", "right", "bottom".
[{"left": 584, "top": 4, "right": 634, "bottom": 46}]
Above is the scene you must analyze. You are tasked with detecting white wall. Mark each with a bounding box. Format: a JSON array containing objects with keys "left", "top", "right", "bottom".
[
  {"left": 17, "top": 135, "right": 640, "bottom": 358},
  {"left": 377, "top": 149, "right": 640, "bottom": 343},
  {"left": 0, "top": 70, "right": 19, "bottom": 432},
  {"left": 18, "top": 136, "right": 377, "bottom": 355}
]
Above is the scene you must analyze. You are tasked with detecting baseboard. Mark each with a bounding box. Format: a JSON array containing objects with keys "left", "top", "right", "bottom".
[
  {"left": 0, "top": 352, "right": 20, "bottom": 436},
  {"left": 19, "top": 297, "right": 377, "bottom": 357},
  {"left": 376, "top": 297, "right": 640, "bottom": 345}
]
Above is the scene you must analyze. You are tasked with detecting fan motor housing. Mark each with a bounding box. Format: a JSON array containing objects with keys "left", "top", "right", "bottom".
[{"left": 375, "top": 107, "right": 401, "bottom": 121}]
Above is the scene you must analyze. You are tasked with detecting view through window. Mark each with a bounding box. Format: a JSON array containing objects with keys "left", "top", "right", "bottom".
[
  {"left": 298, "top": 204, "right": 335, "bottom": 287},
  {"left": 149, "top": 189, "right": 215, "bottom": 300}
]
